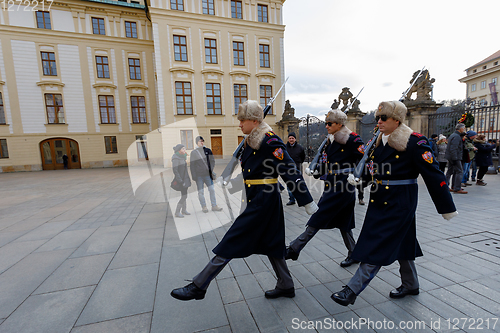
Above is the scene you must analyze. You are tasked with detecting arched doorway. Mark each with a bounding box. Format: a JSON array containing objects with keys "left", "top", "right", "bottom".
[{"left": 40, "top": 138, "right": 81, "bottom": 170}]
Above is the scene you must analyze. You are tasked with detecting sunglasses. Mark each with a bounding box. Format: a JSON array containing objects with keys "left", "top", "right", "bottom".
[
  {"left": 375, "top": 115, "right": 389, "bottom": 122},
  {"left": 326, "top": 122, "right": 334, "bottom": 126}
]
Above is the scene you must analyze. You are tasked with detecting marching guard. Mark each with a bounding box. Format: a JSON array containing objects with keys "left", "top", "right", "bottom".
[
  {"left": 171, "top": 100, "right": 318, "bottom": 301},
  {"left": 285, "top": 109, "right": 365, "bottom": 267},
  {"left": 331, "top": 101, "right": 457, "bottom": 306}
]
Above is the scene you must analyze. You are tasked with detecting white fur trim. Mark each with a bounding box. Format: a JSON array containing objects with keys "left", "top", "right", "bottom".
[
  {"left": 333, "top": 126, "right": 352, "bottom": 145},
  {"left": 375, "top": 124, "right": 413, "bottom": 152},
  {"left": 246, "top": 122, "right": 272, "bottom": 150}
]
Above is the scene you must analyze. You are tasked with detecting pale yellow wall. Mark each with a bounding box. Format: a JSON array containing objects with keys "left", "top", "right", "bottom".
[
  {"left": 0, "top": 0, "right": 287, "bottom": 172},
  {"left": 459, "top": 57, "right": 500, "bottom": 105}
]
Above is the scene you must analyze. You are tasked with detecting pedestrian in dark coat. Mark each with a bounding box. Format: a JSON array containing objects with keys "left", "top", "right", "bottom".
[
  {"left": 171, "top": 100, "right": 318, "bottom": 301},
  {"left": 445, "top": 123, "right": 467, "bottom": 193},
  {"left": 172, "top": 144, "right": 191, "bottom": 218},
  {"left": 285, "top": 109, "right": 364, "bottom": 268},
  {"left": 474, "top": 135, "right": 496, "bottom": 186},
  {"left": 332, "top": 101, "right": 457, "bottom": 307},
  {"left": 284, "top": 132, "right": 306, "bottom": 205}
]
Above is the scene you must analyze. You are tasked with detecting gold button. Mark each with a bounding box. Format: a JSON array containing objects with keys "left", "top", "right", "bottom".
[
  {"left": 341, "top": 149, "right": 344, "bottom": 152},
  {"left": 371, "top": 156, "right": 375, "bottom": 159},
  {"left": 253, "top": 152, "right": 256, "bottom": 155},
  {"left": 326, "top": 184, "right": 329, "bottom": 187},
  {"left": 370, "top": 199, "right": 374, "bottom": 203},
  {"left": 248, "top": 169, "right": 250, "bottom": 172},
  {"left": 386, "top": 171, "right": 390, "bottom": 174},
  {"left": 396, "top": 155, "right": 399, "bottom": 159},
  {"left": 385, "top": 186, "right": 389, "bottom": 189},
  {"left": 242, "top": 200, "right": 244, "bottom": 202},
  {"left": 248, "top": 200, "right": 251, "bottom": 202},
  {"left": 334, "top": 162, "right": 338, "bottom": 165},
  {"left": 247, "top": 184, "right": 251, "bottom": 187},
  {"left": 384, "top": 202, "right": 388, "bottom": 205}
]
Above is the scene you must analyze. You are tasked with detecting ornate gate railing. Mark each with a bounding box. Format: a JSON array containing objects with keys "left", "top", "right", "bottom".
[{"left": 298, "top": 114, "right": 327, "bottom": 162}]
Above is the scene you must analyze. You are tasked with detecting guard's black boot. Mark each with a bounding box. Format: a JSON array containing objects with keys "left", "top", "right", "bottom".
[
  {"left": 331, "top": 286, "right": 357, "bottom": 306},
  {"left": 389, "top": 286, "right": 419, "bottom": 299},
  {"left": 171, "top": 282, "right": 206, "bottom": 301},
  {"left": 265, "top": 287, "right": 295, "bottom": 299},
  {"left": 340, "top": 257, "right": 359, "bottom": 268},
  {"left": 284, "top": 246, "right": 299, "bottom": 260}
]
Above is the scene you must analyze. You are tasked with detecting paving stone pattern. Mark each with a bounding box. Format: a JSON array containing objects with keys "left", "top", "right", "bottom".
[{"left": 0, "top": 166, "right": 499, "bottom": 333}]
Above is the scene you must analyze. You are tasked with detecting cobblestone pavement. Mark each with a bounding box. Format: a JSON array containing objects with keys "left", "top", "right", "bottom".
[{"left": 0, "top": 165, "right": 499, "bottom": 333}]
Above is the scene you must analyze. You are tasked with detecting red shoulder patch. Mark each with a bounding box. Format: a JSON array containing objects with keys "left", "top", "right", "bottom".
[
  {"left": 351, "top": 132, "right": 359, "bottom": 137},
  {"left": 411, "top": 132, "right": 423, "bottom": 138}
]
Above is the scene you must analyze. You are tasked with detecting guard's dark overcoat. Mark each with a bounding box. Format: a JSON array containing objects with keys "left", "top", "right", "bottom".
[
  {"left": 213, "top": 123, "right": 313, "bottom": 259},
  {"left": 307, "top": 129, "right": 364, "bottom": 231},
  {"left": 351, "top": 125, "right": 456, "bottom": 266}
]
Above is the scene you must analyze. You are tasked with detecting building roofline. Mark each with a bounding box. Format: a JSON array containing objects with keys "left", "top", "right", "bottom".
[
  {"left": 465, "top": 50, "right": 500, "bottom": 71},
  {"left": 81, "top": 0, "right": 145, "bottom": 9}
]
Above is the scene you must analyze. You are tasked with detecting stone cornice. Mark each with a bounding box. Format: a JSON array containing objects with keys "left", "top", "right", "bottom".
[
  {"left": 169, "top": 67, "right": 195, "bottom": 74},
  {"left": 229, "top": 71, "right": 251, "bottom": 77},
  {"left": 126, "top": 83, "right": 148, "bottom": 90},
  {"left": 93, "top": 82, "right": 117, "bottom": 89},
  {"left": 255, "top": 72, "right": 276, "bottom": 78},
  {"left": 36, "top": 81, "right": 65, "bottom": 87},
  {"left": 201, "top": 69, "right": 224, "bottom": 75}
]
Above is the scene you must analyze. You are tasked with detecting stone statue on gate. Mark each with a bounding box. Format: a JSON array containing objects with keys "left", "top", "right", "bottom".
[
  {"left": 339, "top": 87, "right": 353, "bottom": 111},
  {"left": 282, "top": 100, "right": 295, "bottom": 120},
  {"left": 331, "top": 99, "right": 340, "bottom": 110},
  {"left": 404, "top": 69, "right": 436, "bottom": 103}
]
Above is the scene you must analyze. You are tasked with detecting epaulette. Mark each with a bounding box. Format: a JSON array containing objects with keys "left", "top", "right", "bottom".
[
  {"left": 265, "top": 131, "right": 276, "bottom": 137},
  {"left": 350, "top": 132, "right": 359, "bottom": 137},
  {"left": 411, "top": 132, "right": 423, "bottom": 138}
]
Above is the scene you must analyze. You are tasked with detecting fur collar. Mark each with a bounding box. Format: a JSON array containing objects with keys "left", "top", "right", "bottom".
[
  {"left": 246, "top": 122, "right": 272, "bottom": 150},
  {"left": 333, "top": 126, "right": 352, "bottom": 145},
  {"left": 375, "top": 123, "right": 413, "bottom": 152}
]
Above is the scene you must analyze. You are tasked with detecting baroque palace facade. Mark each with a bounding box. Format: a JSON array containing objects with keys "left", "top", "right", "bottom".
[{"left": 0, "top": 0, "right": 286, "bottom": 171}]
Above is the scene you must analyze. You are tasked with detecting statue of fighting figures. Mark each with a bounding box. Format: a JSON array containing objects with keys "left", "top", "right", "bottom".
[
  {"left": 338, "top": 87, "right": 353, "bottom": 111},
  {"left": 404, "top": 69, "right": 435, "bottom": 102}
]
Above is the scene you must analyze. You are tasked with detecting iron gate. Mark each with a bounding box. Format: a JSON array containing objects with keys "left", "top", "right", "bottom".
[{"left": 298, "top": 115, "right": 327, "bottom": 162}]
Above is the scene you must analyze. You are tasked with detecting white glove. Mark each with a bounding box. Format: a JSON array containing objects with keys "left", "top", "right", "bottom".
[
  {"left": 304, "top": 201, "right": 319, "bottom": 215},
  {"left": 215, "top": 176, "right": 224, "bottom": 187},
  {"left": 347, "top": 174, "right": 361, "bottom": 186},
  {"left": 305, "top": 168, "right": 313, "bottom": 176},
  {"left": 442, "top": 211, "right": 458, "bottom": 220},
  {"left": 225, "top": 181, "right": 233, "bottom": 190}
]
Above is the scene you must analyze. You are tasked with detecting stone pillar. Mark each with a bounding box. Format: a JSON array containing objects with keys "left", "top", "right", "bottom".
[
  {"left": 405, "top": 102, "right": 443, "bottom": 135},
  {"left": 346, "top": 111, "right": 364, "bottom": 134}
]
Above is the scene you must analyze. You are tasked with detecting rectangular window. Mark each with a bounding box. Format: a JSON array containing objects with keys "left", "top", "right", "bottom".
[
  {"left": 204, "top": 38, "right": 217, "bottom": 64},
  {"left": 260, "top": 85, "right": 272, "bottom": 114},
  {"left": 125, "top": 21, "right": 137, "bottom": 38},
  {"left": 175, "top": 82, "right": 193, "bottom": 115},
  {"left": 231, "top": 0, "right": 242, "bottom": 19},
  {"left": 0, "top": 139, "right": 8, "bottom": 158},
  {"left": 104, "top": 136, "right": 118, "bottom": 154},
  {"left": 493, "top": 78, "right": 498, "bottom": 85},
  {"left": 99, "top": 95, "right": 116, "bottom": 124},
  {"left": 471, "top": 83, "right": 476, "bottom": 92},
  {"left": 180, "top": 130, "right": 194, "bottom": 150},
  {"left": 36, "top": 11, "right": 51, "bottom": 29},
  {"left": 173, "top": 35, "right": 188, "bottom": 62},
  {"left": 92, "top": 17, "right": 105, "bottom": 35},
  {"left": 96, "top": 56, "right": 110, "bottom": 79},
  {"left": 170, "top": 0, "right": 184, "bottom": 10},
  {"left": 41, "top": 52, "right": 57, "bottom": 76},
  {"left": 45, "top": 94, "right": 65, "bottom": 124},
  {"left": 259, "top": 44, "right": 270, "bottom": 68},
  {"left": 206, "top": 83, "right": 222, "bottom": 115},
  {"left": 0, "top": 92, "right": 5, "bottom": 124},
  {"left": 202, "top": 0, "right": 215, "bottom": 15},
  {"left": 233, "top": 41, "right": 244, "bottom": 66},
  {"left": 131, "top": 96, "right": 147, "bottom": 123},
  {"left": 481, "top": 80, "right": 486, "bottom": 89},
  {"left": 128, "top": 58, "right": 141, "bottom": 80},
  {"left": 257, "top": 4, "right": 268, "bottom": 22},
  {"left": 210, "top": 129, "right": 222, "bottom": 135},
  {"left": 234, "top": 84, "right": 247, "bottom": 114}
]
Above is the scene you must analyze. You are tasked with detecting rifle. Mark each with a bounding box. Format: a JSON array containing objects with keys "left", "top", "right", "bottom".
[
  {"left": 352, "top": 67, "right": 426, "bottom": 182},
  {"left": 220, "top": 77, "right": 288, "bottom": 185},
  {"left": 304, "top": 87, "right": 364, "bottom": 176}
]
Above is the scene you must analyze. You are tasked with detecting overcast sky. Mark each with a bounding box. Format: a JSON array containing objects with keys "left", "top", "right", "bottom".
[{"left": 282, "top": 0, "right": 500, "bottom": 119}]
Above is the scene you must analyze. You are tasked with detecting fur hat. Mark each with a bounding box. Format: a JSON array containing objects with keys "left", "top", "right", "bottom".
[
  {"left": 376, "top": 101, "right": 407, "bottom": 123},
  {"left": 237, "top": 100, "right": 263, "bottom": 122},
  {"left": 325, "top": 109, "right": 347, "bottom": 125}
]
